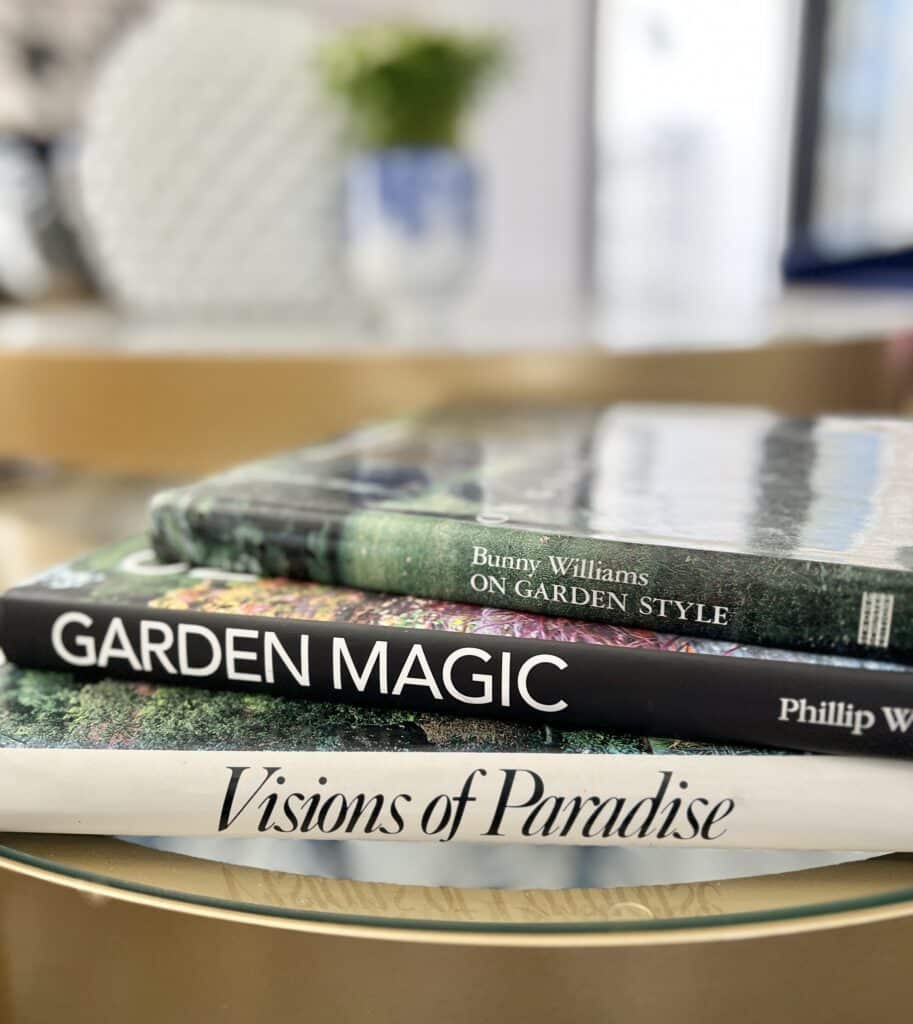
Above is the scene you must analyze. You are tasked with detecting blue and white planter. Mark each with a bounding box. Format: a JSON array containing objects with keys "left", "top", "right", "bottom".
[{"left": 345, "top": 147, "right": 478, "bottom": 332}]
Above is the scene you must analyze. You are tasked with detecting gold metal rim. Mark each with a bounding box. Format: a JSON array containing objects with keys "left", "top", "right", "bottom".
[{"left": 0, "top": 332, "right": 894, "bottom": 475}]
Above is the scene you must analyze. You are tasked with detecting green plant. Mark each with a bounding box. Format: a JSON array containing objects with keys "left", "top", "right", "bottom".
[{"left": 318, "top": 23, "right": 505, "bottom": 149}]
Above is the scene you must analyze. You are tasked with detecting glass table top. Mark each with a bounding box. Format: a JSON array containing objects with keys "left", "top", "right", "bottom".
[{"left": 3, "top": 835, "right": 913, "bottom": 936}]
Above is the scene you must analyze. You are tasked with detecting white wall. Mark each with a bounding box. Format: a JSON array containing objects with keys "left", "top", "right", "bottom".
[
  {"left": 594, "top": 0, "right": 802, "bottom": 316},
  {"left": 457, "top": 0, "right": 593, "bottom": 307}
]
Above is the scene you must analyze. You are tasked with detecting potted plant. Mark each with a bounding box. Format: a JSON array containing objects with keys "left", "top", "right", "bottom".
[{"left": 318, "top": 23, "right": 505, "bottom": 333}]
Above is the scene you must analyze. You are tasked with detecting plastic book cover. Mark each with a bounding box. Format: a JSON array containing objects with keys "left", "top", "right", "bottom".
[{"left": 148, "top": 404, "right": 913, "bottom": 660}]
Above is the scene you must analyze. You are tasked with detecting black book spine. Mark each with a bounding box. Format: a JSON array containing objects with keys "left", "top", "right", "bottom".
[{"left": 3, "top": 591, "right": 913, "bottom": 758}]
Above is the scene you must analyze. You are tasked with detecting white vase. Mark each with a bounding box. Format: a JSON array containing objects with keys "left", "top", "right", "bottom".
[
  {"left": 345, "top": 147, "right": 479, "bottom": 335},
  {"left": 76, "top": 1, "right": 345, "bottom": 318}
]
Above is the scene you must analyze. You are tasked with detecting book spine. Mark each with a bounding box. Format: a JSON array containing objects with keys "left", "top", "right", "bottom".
[
  {"left": 149, "top": 507, "right": 913, "bottom": 663},
  {"left": 2, "top": 748, "right": 912, "bottom": 849},
  {"left": 4, "top": 592, "right": 913, "bottom": 758}
]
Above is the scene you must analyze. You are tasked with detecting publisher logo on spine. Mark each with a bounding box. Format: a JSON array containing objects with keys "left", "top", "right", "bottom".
[{"left": 857, "top": 592, "right": 895, "bottom": 648}]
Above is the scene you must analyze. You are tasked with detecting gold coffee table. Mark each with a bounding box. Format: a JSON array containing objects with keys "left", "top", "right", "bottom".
[
  {"left": 0, "top": 300, "right": 904, "bottom": 475},
  {"left": 2, "top": 835, "right": 913, "bottom": 1023},
  {"left": 1, "top": 313, "right": 912, "bottom": 1023}
]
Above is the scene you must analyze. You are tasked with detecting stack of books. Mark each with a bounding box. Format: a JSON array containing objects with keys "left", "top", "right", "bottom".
[{"left": 1, "top": 403, "right": 912, "bottom": 849}]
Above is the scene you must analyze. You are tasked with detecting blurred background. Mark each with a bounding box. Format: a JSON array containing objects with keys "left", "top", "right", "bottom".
[
  {"left": 1, "top": 0, "right": 913, "bottom": 580},
  {"left": 4, "top": 1, "right": 913, "bottom": 326}
]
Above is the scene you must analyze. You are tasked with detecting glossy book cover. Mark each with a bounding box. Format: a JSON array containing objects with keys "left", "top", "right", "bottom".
[
  {"left": 2, "top": 537, "right": 912, "bottom": 758},
  {"left": 148, "top": 405, "right": 913, "bottom": 662}
]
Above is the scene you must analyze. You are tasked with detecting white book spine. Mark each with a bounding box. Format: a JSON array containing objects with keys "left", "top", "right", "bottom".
[{"left": 4, "top": 750, "right": 913, "bottom": 849}]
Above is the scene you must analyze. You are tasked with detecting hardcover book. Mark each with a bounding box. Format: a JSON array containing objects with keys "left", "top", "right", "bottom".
[
  {"left": 2, "top": 537, "right": 912, "bottom": 758},
  {"left": 148, "top": 404, "right": 913, "bottom": 663},
  {"left": 3, "top": 656, "right": 913, "bottom": 849}
]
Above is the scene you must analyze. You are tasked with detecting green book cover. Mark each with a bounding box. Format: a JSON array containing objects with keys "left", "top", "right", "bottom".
[{"left": 148, "top": 404, "right": 913, "bottom": 661}]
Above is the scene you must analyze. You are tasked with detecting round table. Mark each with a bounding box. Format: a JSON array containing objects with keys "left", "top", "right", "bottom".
[
  {"left": 2, "top": 304, "right": 912, "bottom": 1021},
  {"left": 2, "top": 834, "right": 913, "bottom": 1022}
]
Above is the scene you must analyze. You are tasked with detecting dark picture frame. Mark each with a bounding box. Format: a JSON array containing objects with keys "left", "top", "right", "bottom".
[{"left": 784, "top": 0, "right": 913, "bottom": 287}]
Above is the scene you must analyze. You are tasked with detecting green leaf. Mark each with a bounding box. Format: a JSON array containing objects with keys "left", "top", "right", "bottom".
[{"left": 316, "top": 23, "right": 507, "bottom": 149}]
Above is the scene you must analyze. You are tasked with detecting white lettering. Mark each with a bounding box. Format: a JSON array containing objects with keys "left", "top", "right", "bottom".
[
  {"left": 264, "top": 632, "right": 309, "bottom": 687},
  {"left": 177, "top": 623, "right": 221, "bottom": 676},
  {"left": 139, "top": 620, "right": 177, "bottom": 673},
  {"left": 391, "top": 645, "right": 443, "bottom": 700},
  {"left": 50, "top": 611, "right": 96, "bottom": 667},
  {"left": 333, "top": 638, "right": 388, "bottom": 693},
  {"left": 225, "top": 627, "right": 261, "bottom": 683},
  {"left": 882, "top": 706, "right": 913, "bottom": 733},
  {"left": 441, "top": 647, "right": 492, "bottom": 705},
  {"left": 97, "top": 617, "right": 142, "bottom": 672},
  {"left": 516, "top": 654, "right": 568, "bottom": 713}
]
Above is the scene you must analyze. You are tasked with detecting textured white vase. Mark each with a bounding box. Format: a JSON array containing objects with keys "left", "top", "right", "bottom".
[{"left": 76, "top": 1, "right": 345, "bottom": 317}]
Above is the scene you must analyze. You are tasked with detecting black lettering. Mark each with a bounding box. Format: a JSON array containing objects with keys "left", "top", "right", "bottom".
[
  {"left": 421, "top": 794, "right": 453, "bottom": 835},
  {"left": 701, "top": 798, "right": 735, "bottom": 840},
  {"left": 558, "top": 795, "right": 601, "bottom": 837},
  {"left": 218, "top": 766, "right": 283, "bottom": 831},
  {"left": 617, "top": 771, "right": 673, "bottom": 838},
  {"left": 297, "top": 792, "right": 324, "bottom": 833},
  {"left": 274, "top": 792, "right": 306, "bottom": 833},
  {"left": 523, "top": 795, "right": 566, "bottom": 837},
  {"left": 484, "top": 769, "right": 545, "bottom": 836},
  {"left": 380, "top": 793, "right": 412, "bottom": 836},
  {"left": 674, "top": 797, "right": 709, "bottom": 841},
  {"left": 581, "top": 796, "right": 625, "bottom": 838},
  {"left": 257, "top": 792, "right": 279, "bottom": 832},
  {"left": 317, "top": 793, "right": 350, "bottom": 833},
  {"left": 656, "top": 797, "right": 683, "bottom": 838},
  {"left": 441, "top": 768, "right": 486, "bottom": 842},
  {"left": 344, "top": 793, "right": 385, "bottom": 834}
]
